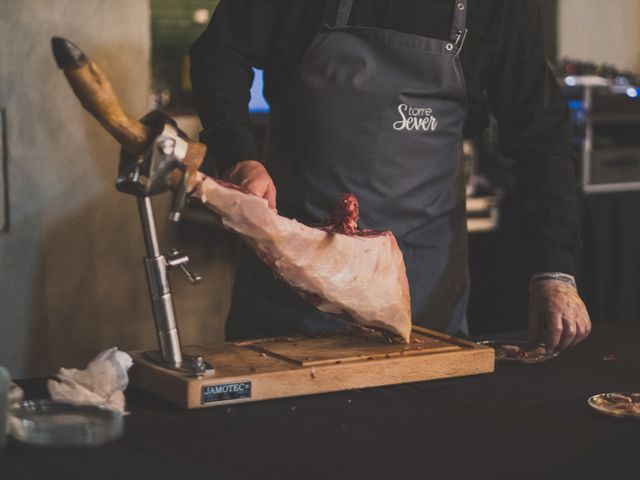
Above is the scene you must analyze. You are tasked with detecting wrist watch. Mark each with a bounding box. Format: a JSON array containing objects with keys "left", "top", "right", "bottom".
[{"left": 530, "top": 272, "right": 577, "bottom": 289}]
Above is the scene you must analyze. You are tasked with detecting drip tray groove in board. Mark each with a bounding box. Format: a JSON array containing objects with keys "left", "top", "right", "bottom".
[{"left": 237, "top": 330, "right": 462, "bottom": 366}]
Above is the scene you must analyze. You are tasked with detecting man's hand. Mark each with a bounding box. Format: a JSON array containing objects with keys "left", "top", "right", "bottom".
[
  {"left": 528, "top": 280, "right": 591, "bottom": 350},
  {"left": 224, "top": 160, "right": 277, "bottom": 210}
]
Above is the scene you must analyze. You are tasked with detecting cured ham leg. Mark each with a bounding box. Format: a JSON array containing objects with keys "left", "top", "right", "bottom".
[
  {"left": 52, "top": 37, "right": 412, "bottom": 342},
  {"left": 193, "top": 174, "right": 412, "bottom": 342}
]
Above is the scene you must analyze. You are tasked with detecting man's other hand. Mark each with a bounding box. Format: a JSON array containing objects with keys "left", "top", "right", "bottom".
[
  {"left": 528, "top": 280, "right": 591, "bottom": 350},
  {"left": 224, "top": 160, "right": 277, "bottom": 210}
]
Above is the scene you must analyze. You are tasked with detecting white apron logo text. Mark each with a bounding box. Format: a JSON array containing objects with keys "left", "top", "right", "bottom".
[{"left": 392, "top": 104, "right": 438, "bottom": 132}]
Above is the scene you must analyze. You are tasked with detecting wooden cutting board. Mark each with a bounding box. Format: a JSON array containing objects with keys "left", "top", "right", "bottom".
[{"left": 129, "top": 326, "right": 494, "bottom": 409}]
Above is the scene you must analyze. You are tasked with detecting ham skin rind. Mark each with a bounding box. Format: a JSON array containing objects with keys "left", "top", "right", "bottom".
[{"left": 194, "top": 175, "right": 412, "bottom": 342}]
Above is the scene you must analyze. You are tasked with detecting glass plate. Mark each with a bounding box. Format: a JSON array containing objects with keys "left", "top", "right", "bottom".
[
  {"left": 588, "top": 393, "right": 640, "bottom": 420},
  {"left": 8, "top": 400, "right": 123, "bottom": 447},
  {"left": 480, "top": 340, "right": 559, "bottom": 364}
]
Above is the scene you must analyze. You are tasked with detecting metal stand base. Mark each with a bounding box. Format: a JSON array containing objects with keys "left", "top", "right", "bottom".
[{"left": 142, "top": 351, "right": 215, "bottom": 378}]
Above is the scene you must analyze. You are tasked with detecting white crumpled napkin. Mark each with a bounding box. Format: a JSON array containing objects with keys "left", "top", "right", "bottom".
[
  {"left": 47, "top": 348, "right": 133, "bottom": 413},
  {"left": 8, "top": 382, "right": 23, "bottom": 407},
  {"left": 2, "top": 368, "right": 24, "bottom": 448}
]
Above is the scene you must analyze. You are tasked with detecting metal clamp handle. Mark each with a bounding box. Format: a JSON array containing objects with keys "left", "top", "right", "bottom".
[{"left": 165, "top": 249, "right": 202, "bottom": 285}]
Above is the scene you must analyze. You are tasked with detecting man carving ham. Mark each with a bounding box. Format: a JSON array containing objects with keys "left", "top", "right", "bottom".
[{"left": 190, "top": 0, "right": 591, "bottom": 350}]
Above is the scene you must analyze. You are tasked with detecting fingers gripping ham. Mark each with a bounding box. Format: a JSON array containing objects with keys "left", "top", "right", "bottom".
[{"left": 193, "top": 174, "right": 412, "bottom": 342}]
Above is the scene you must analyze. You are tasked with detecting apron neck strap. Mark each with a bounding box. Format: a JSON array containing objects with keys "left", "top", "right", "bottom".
[
  {"left": 449, "top": 0, "right": 468, "bottom": 42},
  {"left": 335, "top": 1, "right": 468, "bottom": 43},
  {"left": 335, "top": 0, "right": 354, "bottom": 27}
]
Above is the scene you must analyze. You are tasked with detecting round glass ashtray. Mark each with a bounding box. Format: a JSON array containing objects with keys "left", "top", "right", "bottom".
[
  {"left": 480, "top": 340, "right": 559, "bottom": 364},
  {"left": 588, "top": 393, "right": 640, "bottom": 420},
  {"left": 8, "top": 400, "right": 123, "bottom": 447}
]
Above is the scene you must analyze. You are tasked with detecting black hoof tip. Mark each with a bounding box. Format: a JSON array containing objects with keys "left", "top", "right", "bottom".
[{"left": 51, "top": 37, "right": 87, "bottom": 69}]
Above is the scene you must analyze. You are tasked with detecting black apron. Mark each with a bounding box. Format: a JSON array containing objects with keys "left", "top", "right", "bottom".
[{"left": 226, "top": 0, "right": 469, "bottom": 340}]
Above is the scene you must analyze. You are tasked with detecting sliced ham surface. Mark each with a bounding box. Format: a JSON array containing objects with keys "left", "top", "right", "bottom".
[{"left": 193, "top": 174, "right": 412, "bottom": 342}]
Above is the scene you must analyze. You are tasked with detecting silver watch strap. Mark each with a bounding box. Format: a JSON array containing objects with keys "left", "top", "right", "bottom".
[{"left": 530, "top": 272, "right": 577, "bottom": 289}]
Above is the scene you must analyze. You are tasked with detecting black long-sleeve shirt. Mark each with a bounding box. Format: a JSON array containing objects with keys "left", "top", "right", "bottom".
[{"left": 190, "top": 0, "right": 581, "bottom": 275}]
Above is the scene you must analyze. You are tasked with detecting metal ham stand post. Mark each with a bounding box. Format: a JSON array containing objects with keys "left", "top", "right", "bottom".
[{"left": 116, "top": 111, "right": 213, "bottom": 377}]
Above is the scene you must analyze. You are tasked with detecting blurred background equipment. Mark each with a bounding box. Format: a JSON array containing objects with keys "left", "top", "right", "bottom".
[
  {"left": 150, "top": 0, "right": 220, "bottom": 111},
  {"left": 558, "top": 61, "right": 640, "bottom": 194}
]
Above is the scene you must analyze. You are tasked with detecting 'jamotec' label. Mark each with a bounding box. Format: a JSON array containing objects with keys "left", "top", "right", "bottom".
[{"left": 202, "top": 381, "right": 252, "bottom": 404}]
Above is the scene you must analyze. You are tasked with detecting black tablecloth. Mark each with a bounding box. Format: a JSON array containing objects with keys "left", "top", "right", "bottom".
[{"left": 2, "top": 322, "right": 640, "bottom": 480}]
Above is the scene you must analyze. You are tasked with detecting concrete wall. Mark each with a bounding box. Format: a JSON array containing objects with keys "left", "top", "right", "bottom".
[
  {"left": 558, "top": 0, "right": 640, "bottom": 73},
  {"left": 0, "top": 0, "right": 235, "bottom": 379}
]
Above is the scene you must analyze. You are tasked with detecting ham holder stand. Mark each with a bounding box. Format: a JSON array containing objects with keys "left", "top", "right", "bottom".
[
  {"left": 116, "top": 111, "right": 214, "bottom": 377},
  {"left": 52, "top": 37, "right": 494, "bottom": 409}
]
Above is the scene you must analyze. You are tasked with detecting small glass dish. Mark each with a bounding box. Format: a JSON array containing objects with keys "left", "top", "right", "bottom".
[
  {"left": 480, "top": 340, "right": 559, "bottom": 364},
  {"left": 8, "top": 400, "right": 123, "bottom": 447},
  {"left": 588, "top": 393, "right": 640, "bottom": 420}
]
